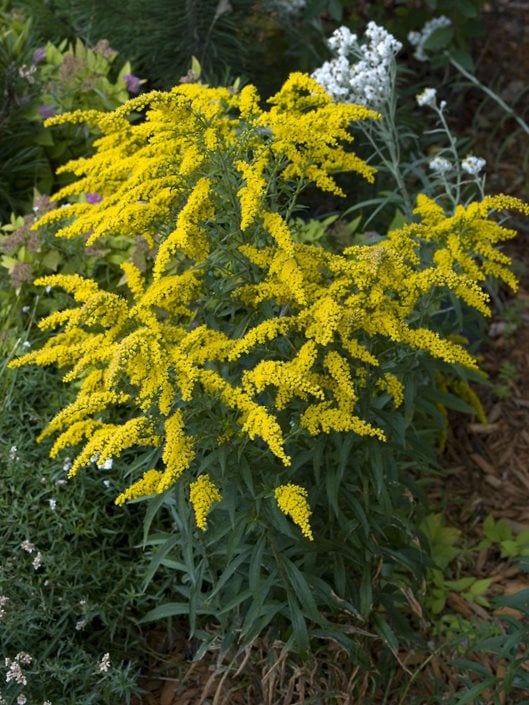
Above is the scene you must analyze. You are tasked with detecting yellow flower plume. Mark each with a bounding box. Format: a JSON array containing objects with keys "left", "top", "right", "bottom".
[
  {"left": 189, "top": 475, "right": 222, "bottom": 531},
  {"left": 275, "top": 483, "right": 314, "bottom": 540}
]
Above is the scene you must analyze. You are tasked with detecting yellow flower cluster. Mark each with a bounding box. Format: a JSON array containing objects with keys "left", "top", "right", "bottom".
[
  {"left": 274, "top": 483, "right": 313, "bottom": 540},
  {"left": 11, "top": 73, "right": 528, "bottom": 537},
  {"left": 189, "top": 475, "right": 222, "bottom": 530}
]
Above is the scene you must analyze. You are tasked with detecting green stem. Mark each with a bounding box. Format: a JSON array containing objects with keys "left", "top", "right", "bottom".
[{"left": 449, "top": 55, "right": 529, "bottom": 138}]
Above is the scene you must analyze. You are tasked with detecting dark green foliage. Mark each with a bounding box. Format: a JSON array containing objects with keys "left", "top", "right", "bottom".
[{"left": 16, "top": 0, "right": 251, "bottom": 88}]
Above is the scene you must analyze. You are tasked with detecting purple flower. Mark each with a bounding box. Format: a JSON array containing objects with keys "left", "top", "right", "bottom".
[
  {"left": 124, "top": 73, "right": 140, "bottom": 94},
  {"left": 32, "top": 47, "right": 46, "bottom": 64},
  {"left": 38, "top": 104, "right": 56, "bottom": 119},
  {"left": 85, "top": 192, "right": 102, "bottom": 204}
]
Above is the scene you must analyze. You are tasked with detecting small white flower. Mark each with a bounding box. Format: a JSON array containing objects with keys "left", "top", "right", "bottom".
[
  {"left": 416, "top": 87, "right": 437, "bottom": 108},
  {"left": 440, "top": 99, "right": 447, "bottom": 110},
  {"left": 103, "top": 479, "right": 111, "bottom": 488},
  {"left": 98, "top": 653, "right": 111, "bottom": 672},
  {"left": 22, "top": 305, "right": 30, "bottom": 313},
  {"left": 63, "top": 457, "right": 72, "bottom": 473},
  {"left": 97, "top": 457, "right": 113, "bottom": 470},
  {"left": 17, "top": 695, "right": 27, "bottom": 705},
  {"left": 48, "top": 498, "right": 57, "bottom": 511},
  {"left": 22, "top": 341, "right": 31, "bottom": 349},
  {"left": 0, "top": 594, "right": 9, "bottom": 620},
  {"left": 461, "top": 155, "right": 486, "bottom": 176},
  {"left": 21, "top": 540, "right": 35, "bottom": 554},
  {"left": 32, "top": 551, "right": 44, "bottom": 570},
  {"left": 90, "top": 454, "right": 99, "bottom": 464},
  {"left": 56, "top": 479, "right": 67, "bottom": 486},
  {"left": 429, "top": 156, "right": 452, "bottom": 174},
  {"left": 5, "top": 653, "right": 31, "bottom": 686},
  {"left": 76, "top": 618, "right": 88, "bottom": 631},
  {"left": 45, "top": 285, "right": 52, "bottom": 294},
  {"left": 9, "top": 445, "right": 18, "bottom": 461}
]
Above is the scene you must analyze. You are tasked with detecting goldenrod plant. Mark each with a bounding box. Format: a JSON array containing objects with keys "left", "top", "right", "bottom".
[{"left": 10, "top": 72, "right": 529, "bottom": 654}]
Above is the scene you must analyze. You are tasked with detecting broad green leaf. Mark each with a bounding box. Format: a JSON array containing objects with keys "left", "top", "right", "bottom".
[
  {"left": 423, "top": 26, "right": 454, "bottom": 51},
  {"left": 140, "top": 601, "right": 206, "bottom": 622}
]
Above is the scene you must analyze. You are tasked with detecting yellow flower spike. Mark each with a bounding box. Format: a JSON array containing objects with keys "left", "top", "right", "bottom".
[
  {"left": 115, "top": 469, "right": 164, "bottom": 506},
  {"left": 274, "top": 483, "right": 314, "bottom": 540},
  {"left": 189, "top": 475, "right": 222, "bottom": 531},
  {"left": 236, "top": 158, "right": 269, "bottom": 230}
]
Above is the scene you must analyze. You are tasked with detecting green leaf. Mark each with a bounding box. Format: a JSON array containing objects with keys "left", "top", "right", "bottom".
[
  {"left": 445, "top": 576, "right": 475, "bottom": 591},
  {"left": 142, "top": 492, "right": 167, "bottom": 546},
  {"left": 494, "top": 588, "right": 529, "bottom": 616},
  {"left": 208, "top": 548, "right": 251, "bottom": 599},
  {"left": 452, "top": 678, "right": 496, "bottom": 705},
  {"left": 140, "top": 601, "right": 203, "bottom": 622},
  {"left": 458, "top": 0, "right": 480, "bottom": 18},
  {"left": 482, "top": 513, "right": 497, "bottom": 541},
  {"left": 516, "top": 529, "right": 529, "bottom": 546},
  {"left": 286, "top": 594, "right": 309, "bottom": 655},
  {"left": 281, "top": 558, "right": 322, "bottom": 624},
  {"left": 191, "top": 55, "right": 202, "bottom": 78},
  {"left": 241, "top": 601, "right": 286, "bottom": 642},
  {"left": 248, "top": 535, "right": 265, "bottom": 593},
  {"left": 423, "top": 387, "right": 475, "bottom": 414},
  {"left": 33, "top": 130, "right": 55, "bottom": 147},
  {"left": 467, "top": 578, "right": 492, "bottom": 597},
  {"left": 305, "top": 0, "right": 327, "bottom": 19},
  {"left": 500, "top": 539, "right": 520, "bottom": 558},
  {"left": 327, "top": 0, "right": 342, "bottom": 21},
  {"left": 450, "top": 47, "right": 475, "bottom": 73},
  {"left": 372, "top": 613, "right": 399, "bottom": 656},
  {"left": 388, "top": 209, "right": 407, "bottom": 231},
  {"left": 359, "top": 567, "right": 372, "bottom": 617},
  {"left": 41, "top": 250, "right": 62, "bottom": 271},
  {"left": 423, "top": 26, "right": 454, "bottom": 51},
  {"left": 142, "top": 534, "right": 180, "bottom": 592}
]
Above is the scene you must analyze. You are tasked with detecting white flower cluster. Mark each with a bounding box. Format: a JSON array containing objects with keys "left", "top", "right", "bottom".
[
  {"left": 32, "top": 551, "right": 44, "bottom": 570},
  {"left": 0, "top": 595, "right": 9, "bottom": 621},
  {"left": 311, "top": 22, "right": 402, "bottom": 108},
  {"left": 76, "top": 618, "right": 88, "bottom": 631},
  {"left": 416, "top": 87, "right": 437, "bottom": 108},
  {"left": 98, "top": 653, "right": 111, "bottom": 673},
  {"left": 5, "top": 653, "right": 32, "bottom": 686},
  {"left": 428, "top": 154, "right": 486, "bottom": 178},
  {"left": 461, "top": 155, "right": 486, "bottom": 176},
  {"left": 429, "top": 156, "right": 452, "bottom": 174},
  {"left": 408, "top": 16, "right": 451, "bottom": 62},
  {"left": 89, "top": 454, "right": 113, "bottom": 470}
]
